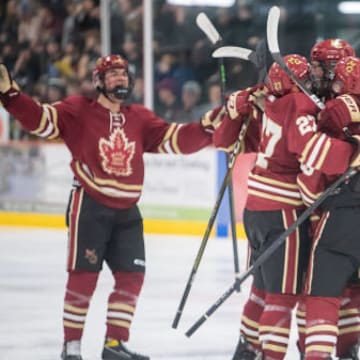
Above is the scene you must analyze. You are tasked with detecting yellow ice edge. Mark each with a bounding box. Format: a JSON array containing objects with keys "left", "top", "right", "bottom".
[{"left": 0, "top": 211, "right": 246, "bottom": 238}]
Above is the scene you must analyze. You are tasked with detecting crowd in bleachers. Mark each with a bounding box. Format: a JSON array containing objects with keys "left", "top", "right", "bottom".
[{"left": 0, "top": 0, "right": 319, "bottom": 139}]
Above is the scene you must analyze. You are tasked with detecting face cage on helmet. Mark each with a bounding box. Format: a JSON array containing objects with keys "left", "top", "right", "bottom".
[
  {"left": 94, "top": 67, "right": 133, "bottom": 100},
  {"left": 310, "top": 60, "right": 337, "bottom": 98},
  {"left": 331, "top": 79, "right": 344, "bottom": 95}
]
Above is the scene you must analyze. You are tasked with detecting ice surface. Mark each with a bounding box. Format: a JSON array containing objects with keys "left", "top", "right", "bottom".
[{"left": 0, "top": 227, "right": 299, "bottom": 359}]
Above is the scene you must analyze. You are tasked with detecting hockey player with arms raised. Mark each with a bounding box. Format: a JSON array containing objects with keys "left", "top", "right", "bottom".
[
  {"left": 214, "top": 54, "right": 360, "bottom": 360},
  {"left": 0, "top": 54, "right": 223, "bottom": 360}
]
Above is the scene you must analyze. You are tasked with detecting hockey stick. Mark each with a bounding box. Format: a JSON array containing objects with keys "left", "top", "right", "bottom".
[
  {"left": 197, "top": 13, "right": 239, "bottom": 268},
  {"left": 266, "top": 6, "right": 325, "bottom": 110},
  {"left": 172, "top": 12, "right": 240, "bottom": 330},
  {"left": 185, "top": 166, "right": 358, "bottom": 337},
  {"left": 171, "top": 115, "right": 250, "bottom": 330},
  {"left": 212, "top": 40, "right": 268, "bottom": 82}
]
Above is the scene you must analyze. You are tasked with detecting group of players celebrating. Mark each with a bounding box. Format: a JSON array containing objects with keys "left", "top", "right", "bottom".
[
  {"left": 0, "top": 27, "right": 360, "bottom": 360},
  {"left": 212, "top": 38, "right": 360, "bottom": 360}
]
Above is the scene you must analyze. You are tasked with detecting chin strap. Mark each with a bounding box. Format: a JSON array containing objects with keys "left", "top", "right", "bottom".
[
  {"left": 107, "top": 86, "right": 131, "bottom": 100},
  {"left": 98, "top": 85, "right": 131, "bottom": 101}
]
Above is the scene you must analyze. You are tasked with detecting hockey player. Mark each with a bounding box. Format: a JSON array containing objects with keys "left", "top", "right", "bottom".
[
  {"left": 213, "top": 54, "right": 360, "bottom": 360},
  {"left": 295, "top": 38, "right": 360, "bottom": 360},
  {"left": 0, "top": 54, "right": 223, "bottom": 360},
  {"left": 310, "top": 38, "right": 355, "bottom": 100},
  {"left": 214, "top": 83, "right": 265, "bottom": 360},
  {"left": 301, "top": 56, "right": 360, "bottom": 360}
]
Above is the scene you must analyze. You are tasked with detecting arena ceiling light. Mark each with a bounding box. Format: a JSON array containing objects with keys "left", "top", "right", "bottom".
[
  {"left": 338, "top": 1, "right": 360, "bottom": 14},
  {"left": 167, "top": 0, "right": 235, "bottom": 6}
]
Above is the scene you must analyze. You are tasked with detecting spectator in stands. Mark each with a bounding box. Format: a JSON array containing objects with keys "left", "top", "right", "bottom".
[
  {"left": 46, "top": 77, "right": 66, "bottom": 103},
  {"left": 12, "top": 41, "right": 41, "bottom": 93},
  {"left": 155, "top": 77, "right": 180, "bottom": 122},
  {"left": 121, "top": 32, "right": 142, "bottom": 77},
  {"left": 77, "top": 29, "right": 101, "bottom": 80},
  {"left": 175, "top": 80, "right": 202, "bottom": 123},
  {"left": 73, "top": 0, "right": 100, "bottom": 34},
  {"left": 128, "top": 73, "right": 144, "bottom": 104},
  {"left": 154, "top": 51, "right": 178, "bottom": 84},
  {"left": 193, "top": 78, "right": 223, "bottom": 118}
]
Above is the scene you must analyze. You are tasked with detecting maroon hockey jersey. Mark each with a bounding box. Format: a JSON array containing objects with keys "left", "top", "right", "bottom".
[
  {"left": 297, "top": 93, "right": 360, "bottom": 206},
  {"left": 5, "top": 94, "right": 213, "bottom": 209},
  {"left": 214, "top": 91, "right": 354, "bottom": 211},
  {"left": 247, "top": 92, "right": 354, "bottom": 211}
]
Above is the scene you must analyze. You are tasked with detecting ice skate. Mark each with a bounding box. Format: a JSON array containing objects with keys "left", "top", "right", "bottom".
[
  {"left": 232, "top": 336, "right": 262, "bottom": 360},
  {"left": 339, "top": 342, "right": 360, "bottom": 360},
  {"left": 61, "top": 340, "right": 83, "bottom": 360},
  {"left": 102, "top": 339, "right": 150, "bottom": 360}
]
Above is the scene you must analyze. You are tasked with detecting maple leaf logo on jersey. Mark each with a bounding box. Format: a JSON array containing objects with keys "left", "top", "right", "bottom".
[{"left": 99, "top": 128, "right": 135, "bottom": 176}]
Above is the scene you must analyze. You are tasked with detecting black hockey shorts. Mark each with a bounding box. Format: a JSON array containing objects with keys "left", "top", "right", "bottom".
[
  {"left": 65, "top": 187, "right": 145, "bottom": 273},
  {"left": 306, "top": 206, "right": 360, "bottom": 297},
  {"left": 244, "top": 208, "right": 311, "bottom": 294}
]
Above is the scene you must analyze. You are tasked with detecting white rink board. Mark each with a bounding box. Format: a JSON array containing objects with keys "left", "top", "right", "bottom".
[{"left": 0, "top": 144, "right": 217, "bottom": 218}]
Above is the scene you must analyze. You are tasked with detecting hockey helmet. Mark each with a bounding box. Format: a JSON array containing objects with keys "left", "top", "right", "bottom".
[
  {"left": 311, "top": 39, "right": 355, "bottom": 69},
  {"left": 332, "top": 56, "right": 360, "bottom": 95},
  {"left": 267, "top": 54, "right": 310, "bottom": 96},
  {"left": 92, "top": 54, "right": 133, "bottom": 99}
]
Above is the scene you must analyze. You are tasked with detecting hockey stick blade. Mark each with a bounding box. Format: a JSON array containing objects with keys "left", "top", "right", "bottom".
[
  {"left": 212, "top": 46, "right": 253, "bottom": 61},
  {"left": 266, "top": 6, "right": 325, "bottom": 110},
  {"left": 196, "top": 12, "right": 222, "bottom": 45},
  {"left": 212, "top": 45, "right": 262, "bottom": 71},
  {"left": 267, "top": 6, "right": 281, "bottom": 54},
  {"left": 212, "top": 39, "right": 268, "bottom": 82}
]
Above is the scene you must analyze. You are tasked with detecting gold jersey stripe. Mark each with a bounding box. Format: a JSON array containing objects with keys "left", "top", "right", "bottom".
[
  {"left": 300, "top": 133, "right": 319, "bottom": 164},
  {"left": 262, "top": 343, "right": 287, "bottom": 353},
  {"left": 158, "top": 124, "right": 177, "bottom": 153},
  {"left": 63, "top": 320, "right": 84, "bottom": 329},
  {"left": 297, "top": 177, "right": 322, "bottom": 199},
  {"left": 314, "top": 138, "right": 331, "bottom": 171},
  {"left": 249, "top": 173, "right": 298, "bottom": 189},
  {"left": 30, "top": 105, "right": 49, "bottom": 135},
  {"left": 339, "top": 308, "right": 359, "bottom": 316},
  {"left": 306, "top": 324, "right": 338, "bottom": 334},
  {"left": 170, "top": 124, "right": 182, "bottom": 154},
  {"left": 260, "top": 326, "right": 290, "bottom": 335},
  {"left": 248, "top": 189, "right": 303, "bottom": 206},
  {"left": 108, "top": 302, "right": 135, "bottom": 313},
  {"left": 75, "top": 161, "right": 142, "bottom": 190},
  {"left": 338, "top": 325, "right": 360, "bottom": 335},
  {"left": 75, "top": 163, "right": 141, "bottom": 198},
  {"left": 106, "top": 319, "right": 131, "bottom": 328},
  {"left": 306, "top": 344, "right": 334, "bottom": 353},
  {"left": 242, "top": 315, "right": 259, "bottom": 328},
  {"left": 46, "top": 104, "right": 60, "bottom": 140},
  {"left": 282, "top": 209, "right": 299, "bottom": 294},
  {"left": 64, "top": 302, "right": 88, "bottom": 314}
]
